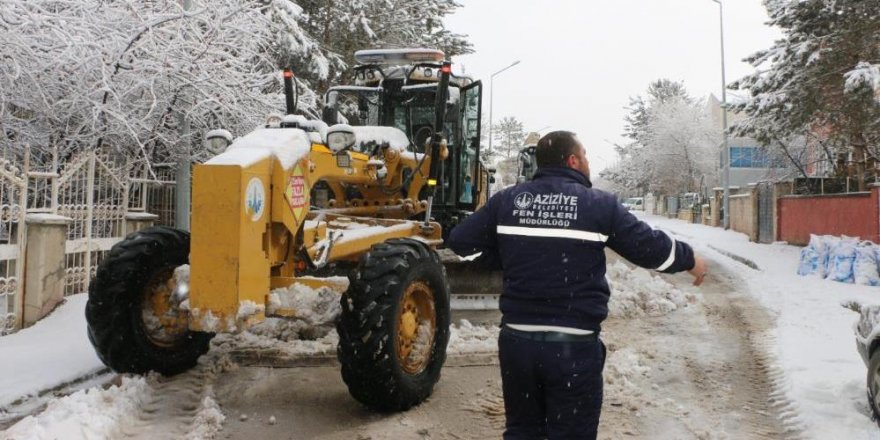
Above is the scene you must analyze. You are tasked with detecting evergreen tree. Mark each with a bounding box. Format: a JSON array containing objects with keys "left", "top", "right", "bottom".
[
  {"left": 292, "top": 0, "right": 473, "bottom": 94},
  {"left": 731, "top": 0, "right": 880, "bottom": 189},
  {"left": 493, "top": 116, "right": 525, "bottom": 159}
]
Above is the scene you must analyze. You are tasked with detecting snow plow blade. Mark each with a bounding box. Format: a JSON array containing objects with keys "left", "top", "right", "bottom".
[{"left": 444, "top": 260, "right": 503, "bottom": 310}]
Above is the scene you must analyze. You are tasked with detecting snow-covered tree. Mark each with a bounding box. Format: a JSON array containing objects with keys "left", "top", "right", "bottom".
[
  {"left": 601, "top": 80, "right": 719, "bottom": 195},
  {"left": 294, "top": 0, "right": 472, "bottom": 94},
  {"left": 731, "top": 0, "right": 880, "bottom": 190},
  {"left": 0, "top": 0, "right": 473, "bottom": 168},
  {"left": 645, "top": 97, "right": 719, "bottom": 194},
  {"left": 0, "top": 0, "right": 332, "bottom": 165},
  {"left": 492, "top": 116, "right": 524, "bottom": 159},
  {"left": 369, "top": 0, "right": 472, "bottom": 59}
]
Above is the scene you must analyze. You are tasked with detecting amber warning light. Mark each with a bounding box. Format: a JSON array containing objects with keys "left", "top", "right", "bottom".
[
  {"left": 283, "top": 69, "right": 294, "bottom": 78},
  {"left": 441, "top": 65, "right": 451, "bottom": 74}
]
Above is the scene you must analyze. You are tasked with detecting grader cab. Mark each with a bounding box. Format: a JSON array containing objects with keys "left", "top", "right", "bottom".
[{"left": 85, "top": 49, "right": 494, "bottom": 411}]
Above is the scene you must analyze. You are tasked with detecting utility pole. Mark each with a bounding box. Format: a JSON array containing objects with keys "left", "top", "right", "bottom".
[
  {"left": 710, "top": 0, "right": 731, "bottom": 230},
  {"left": 175, "top": 0, "right": 192, "bottom": 230},
  {"left": 488, "top": 60, "right": 521, "bottom": 157}
]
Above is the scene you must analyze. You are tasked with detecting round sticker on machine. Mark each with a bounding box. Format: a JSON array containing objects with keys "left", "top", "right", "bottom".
[{"left": 244, "top": 177, "right": 265, "bottom": 222}]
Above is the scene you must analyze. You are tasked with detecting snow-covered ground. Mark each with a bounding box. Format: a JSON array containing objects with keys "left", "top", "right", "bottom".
[
  {"left": 637, "top": 212, "right": 880, "bottom": 439},
  {"left": 5, "top": 221, "right": 877, "bottom": 438},
  {"left": 0, "top": 257, "right": 695, "bottom": 439},
  {"left": 0, "top": 294, "right": 104, "bottom": 409}
]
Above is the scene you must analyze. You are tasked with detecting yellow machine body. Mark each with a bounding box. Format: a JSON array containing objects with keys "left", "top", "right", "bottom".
[{"left": 187, "top": 130, "right": 444, "bottom": 332}]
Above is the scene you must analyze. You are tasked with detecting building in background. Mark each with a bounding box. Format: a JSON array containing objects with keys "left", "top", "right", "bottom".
[{"left": 707, "top": 95, "right": 791, "bottom": 187}]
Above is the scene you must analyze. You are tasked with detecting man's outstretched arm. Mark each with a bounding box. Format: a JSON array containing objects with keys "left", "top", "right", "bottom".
[
  {"left": 447, "top": 193, "right": 503, "bottom": 270},
  {"left": 606, "top": 203, "right": 707, "bottom": 286}
]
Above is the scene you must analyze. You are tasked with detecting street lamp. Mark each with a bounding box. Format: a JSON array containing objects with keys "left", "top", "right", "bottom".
[
  {"left": 488, "top": 60, "right": 521, "bottom": 156},
  {"left": 709, "top": 0, "right": 731, "bottom": 230}
]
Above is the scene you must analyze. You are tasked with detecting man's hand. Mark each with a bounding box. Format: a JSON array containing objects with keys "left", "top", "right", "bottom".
[{"left": 688, "top": 255, "right": 708, "bottom": 286}]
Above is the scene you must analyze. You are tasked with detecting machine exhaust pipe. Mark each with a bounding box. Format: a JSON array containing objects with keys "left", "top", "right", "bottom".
[{"left": 283, "top": 69, "right": 297, "bottom": 115}]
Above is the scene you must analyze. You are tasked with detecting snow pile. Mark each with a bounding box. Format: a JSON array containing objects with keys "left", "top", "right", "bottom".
[
  {"left": 607, "top": 261, "right": 696, "bottom": 318},
  {"left": 205, "top": 128, "right": 312, "bottom": 169},
  {"left": 447, "top": 319, "right": 499, "bottom": 354},
  {"left": 212, "top": 318, "right": 501, "bottom": 359},
  {"left": 604, "top": 347, "right": 651, "bottom": 397},
  {"left": 3, "top": 376, "right": 149, "bottom": 440},
  {"left": 186, "top": 394, "right": 225, "bottom": 440},
  {"left": 0, "top": 294, "right": 104, "bottom": 408},
  {"left": 212, "top": 321, "right": 340, "bottom": 358},
  {"left": 350, "top": 126, "right": 410, "bottom": 151},
  {"left": 191, "top": 309, "right": 223, "bottom": 333},
  {"left": 267, "top": 283, "right": 341, "bottom": 327},
  {"left": 236, "top": 300, "right": 265, "bottom": 322}
]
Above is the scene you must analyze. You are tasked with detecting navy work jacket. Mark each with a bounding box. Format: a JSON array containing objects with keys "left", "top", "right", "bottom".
[{"left": 447, "top": 166, "right": 695, "bottom": 332}]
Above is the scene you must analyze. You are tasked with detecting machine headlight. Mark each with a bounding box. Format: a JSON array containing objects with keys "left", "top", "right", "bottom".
[
  {"left": 266, "top": 113, "right": 283, "bottom": 128},
  {"left": 204, "top": 129, "right": 233, "bottom": 154},
  {"left": 326, "top": 124, "right": 356, "bottom": 152}
]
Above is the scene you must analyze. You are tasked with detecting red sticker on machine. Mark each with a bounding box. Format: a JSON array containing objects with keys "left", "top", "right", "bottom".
[{"left": 286, "top": 165, "right": 308, "bottom": 220}]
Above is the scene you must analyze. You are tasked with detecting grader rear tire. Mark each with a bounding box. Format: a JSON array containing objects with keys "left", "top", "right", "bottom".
[
  {"left": 86, "top": 226, "right": 213, "bottom": 376},
  {"left": 337, "top": 238, "right": 451, "bottom": 412}
]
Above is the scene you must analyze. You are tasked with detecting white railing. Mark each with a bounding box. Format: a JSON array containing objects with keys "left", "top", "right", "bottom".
[
  {"left": 0, "top": 146, "right": 177, "bottom": 332},
  {"left": 0, "top": 156, "right": 27, "bottom": 335}
]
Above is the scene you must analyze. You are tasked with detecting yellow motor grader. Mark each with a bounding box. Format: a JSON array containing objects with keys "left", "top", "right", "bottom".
[{"left": 85, "top": 49, "right": 497, "bottom": 411}]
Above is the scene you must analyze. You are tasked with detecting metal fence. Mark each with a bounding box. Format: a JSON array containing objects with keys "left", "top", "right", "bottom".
[
  {"left": 130, "top": 163, "right": 177, "bottom": 227},
  {"left": 757, "top": 182, "right": 775, "bottom": 244},
  {"left": 0, "top": 157, "right": 26, "bottom": 334},
  {"left": 0, "top": 147, "right": 177, "bottom": 333}
]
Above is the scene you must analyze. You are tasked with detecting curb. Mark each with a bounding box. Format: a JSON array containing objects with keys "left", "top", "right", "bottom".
[{"left": 707, "top": 244, "right": 761, "bottom": 271}]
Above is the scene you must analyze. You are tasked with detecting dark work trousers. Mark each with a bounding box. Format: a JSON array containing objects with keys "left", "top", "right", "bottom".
[{"left": 498, "top": 327, "right": 606, "bottom": 440}]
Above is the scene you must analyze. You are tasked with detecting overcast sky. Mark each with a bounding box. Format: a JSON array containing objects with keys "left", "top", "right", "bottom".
[{"left": 445, "top": 0, "right": 781, "bottom": 173}]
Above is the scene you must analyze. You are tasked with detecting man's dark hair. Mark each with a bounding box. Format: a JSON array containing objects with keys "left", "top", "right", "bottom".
[{"left": 536, "top": 131, "right": 580, "bottom": 168}]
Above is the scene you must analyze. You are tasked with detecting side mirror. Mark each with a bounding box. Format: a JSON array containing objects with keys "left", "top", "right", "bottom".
[{"left": 322, "top": 106, "right": 338, "bottom": 125}]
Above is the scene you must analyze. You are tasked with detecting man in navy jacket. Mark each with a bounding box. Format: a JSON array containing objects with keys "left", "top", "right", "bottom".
[{"left": 448, "top": 131, "right": 707, "bottom": 439}]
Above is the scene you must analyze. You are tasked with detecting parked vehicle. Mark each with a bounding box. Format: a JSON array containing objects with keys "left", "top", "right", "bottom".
[
  {"left": 855, "top": 305, "right": 880, "bottom": 424},
  {"left": 622, "top": 197, "right": 644, "bottom": 211}
]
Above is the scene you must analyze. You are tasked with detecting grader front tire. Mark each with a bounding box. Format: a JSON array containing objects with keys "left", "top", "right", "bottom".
[
  {"left": 86, "top": 226, "right": 213, "bottom": 376},
  {"left": 337, "top": 238, "right": 451, "bottom": 412}
]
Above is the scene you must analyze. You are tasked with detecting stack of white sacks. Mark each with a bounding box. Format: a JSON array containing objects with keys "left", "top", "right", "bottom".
[{"left": 798, "top": 234, "right": 880, "bottom": 285}]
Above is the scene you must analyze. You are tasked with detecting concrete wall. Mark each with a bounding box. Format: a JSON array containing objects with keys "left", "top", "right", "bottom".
[
  {"left": 729, "top": 190, "right": 758, "bottom": 242},
  {"left": 677, "top": 209, "right": 694, "bottom": 223},
  {"left": 777, "top": 187, "right": 879, "bottom": 245},
  {"left": 23, "top": 214, "right": 71, "bottom": 327},
  {"left": 20, "top": 212, "right": 158, "bottom": 327},
  {"left": 644, "top": 193, "right": 656, "bottom": 215}
]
